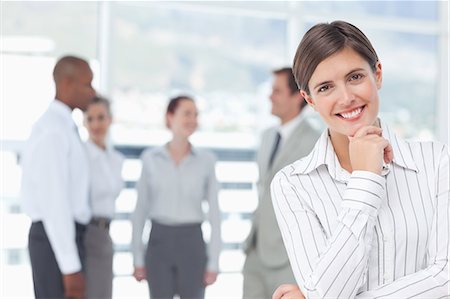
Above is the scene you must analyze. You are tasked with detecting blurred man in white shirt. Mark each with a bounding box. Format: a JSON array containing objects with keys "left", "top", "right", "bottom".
[{"left": 21, "top": 55, "right": 96, "bottom": 299}]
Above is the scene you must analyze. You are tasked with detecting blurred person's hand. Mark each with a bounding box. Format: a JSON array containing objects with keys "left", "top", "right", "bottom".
[
  {"left": 203, "top": 271, "right": 218, "bottom": 286},
  {"left": 272, "top": 284, "right": 305, "bottom": 299},
  {"left": 133, "top": 267, "right": 147, "bottom": 282},
  {"left": 63, "top": 271, "right": 85, "bottom": 299}
]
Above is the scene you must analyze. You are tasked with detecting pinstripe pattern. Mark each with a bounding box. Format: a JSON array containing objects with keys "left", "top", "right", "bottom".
[{"left": 271, "top": 122, "right": 449, "bottom": 298}]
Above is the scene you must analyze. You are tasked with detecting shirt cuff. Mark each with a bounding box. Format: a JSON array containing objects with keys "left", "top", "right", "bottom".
[
  {"left": 342, "top": 170, "right": 385, "bottom": 218},
  {"left": 133, "top": 254, "right": 145, "bottom": 268},
  {"left": 58, "top": 253, "right": 82, "bottom": 274},
  {"left": 207, "top": 259, "right": 219, "bottom": 273}
]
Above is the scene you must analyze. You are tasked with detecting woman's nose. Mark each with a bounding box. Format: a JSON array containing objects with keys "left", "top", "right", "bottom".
[{"left": 337, "top": 86, "right": 356, "bottom": 106}]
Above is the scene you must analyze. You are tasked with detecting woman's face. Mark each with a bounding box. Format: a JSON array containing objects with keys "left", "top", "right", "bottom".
[
  {"left": 84, "top": 102, "right": 112, "bottom": 145},
  {"left": 301, "top": 47, "right": 382, "bottom": 137},
  {"left": 167, "top": 99, "right": 198, "bottom": 138}
]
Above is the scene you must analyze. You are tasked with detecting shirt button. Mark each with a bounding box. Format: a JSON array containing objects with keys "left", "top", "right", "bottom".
[
  {"left": 384, "top": 273, "right": 391, "bottom": 281},
  {"left": 383, "top": 237, "right": 389, "bottom": 242}
]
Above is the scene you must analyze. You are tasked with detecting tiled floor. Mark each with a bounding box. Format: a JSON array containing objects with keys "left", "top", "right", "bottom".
[{"left": 1, "top": 265, "right": 244, "bottom": 299}]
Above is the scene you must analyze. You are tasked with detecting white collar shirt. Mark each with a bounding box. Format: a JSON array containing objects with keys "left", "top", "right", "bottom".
[
  {"left": 271, "top": 120, "right": 449, "bottom": 298},
  {"left": 132, "top": 145, "right": 221, "bottom": 272},
  {"left": 85, "top": 140, "right": 124, "bottom": 219},
  {"left": 21, "top": 100, "right": 91, "bottom": 274},
  {"left": 278, "top": 110, "right": 305, "bottom": 148}
]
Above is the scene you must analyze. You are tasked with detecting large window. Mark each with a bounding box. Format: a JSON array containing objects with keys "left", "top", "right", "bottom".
[
  {"left": 109, "top": 2, "right": 287, "bottom": 147},
  {"left": 302, "top": 1, "right": 439, "bottom": 20},
  {"left": 372, "top": 30, "right": 438, "bottom": 139},
  {"left": 1, "top": 2, "right": 99, "bottom": 141}
]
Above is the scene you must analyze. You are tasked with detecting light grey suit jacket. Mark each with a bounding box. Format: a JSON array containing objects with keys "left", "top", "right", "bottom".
[{"left": 245, "top": 119, "right": 320, "bottom": 268}]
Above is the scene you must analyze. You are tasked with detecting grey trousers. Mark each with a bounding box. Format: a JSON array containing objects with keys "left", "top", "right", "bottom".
[
  {"left": 242, "top": 249, "right": 296, "bottom": 299},
  {"left": 84, "top": 221, "right": 114, "bottom": 299},
  {"left": 28, "top": 221, "right": 86, "bottom": 299},
  {"left": 145, "top": 221, "right": 207, "bottom": 299}
]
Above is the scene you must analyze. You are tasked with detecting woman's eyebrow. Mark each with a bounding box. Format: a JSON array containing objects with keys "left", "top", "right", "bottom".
[
  {"left": 313, "top": 80, "right": 332, "bottom": 90},
  {"left": 313, "top": 67, "right": 366, "bottom": 90},
  {"left": 345, "top": 68, "right": 365, "bottom": 77}
]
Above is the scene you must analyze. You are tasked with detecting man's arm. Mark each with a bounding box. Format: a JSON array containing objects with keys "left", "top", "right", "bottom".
[
  {"left": 34, "top": 131, "right": 86, "bottom": 298},
  {"left": 35, "top": 131, "right": 82, "bottom": 274}
]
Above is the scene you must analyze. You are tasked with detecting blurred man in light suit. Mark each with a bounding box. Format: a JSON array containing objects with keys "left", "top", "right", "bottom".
[{"left": 243, "top": 67, "right": 320, "bottom": 298}]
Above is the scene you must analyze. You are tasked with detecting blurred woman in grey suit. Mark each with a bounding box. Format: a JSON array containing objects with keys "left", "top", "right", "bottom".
[{"left": 84, "top": 96, "right": 124, "bottom": 299}]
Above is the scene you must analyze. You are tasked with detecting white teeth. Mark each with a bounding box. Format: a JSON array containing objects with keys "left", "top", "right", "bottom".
[{"left": 340, "top": 107, "right": 362, "bottom": 119}]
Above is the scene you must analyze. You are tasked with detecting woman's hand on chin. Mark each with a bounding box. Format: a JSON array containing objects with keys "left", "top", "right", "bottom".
[{"left": 349, "top": 125, "right": 393, "bottom": 175}]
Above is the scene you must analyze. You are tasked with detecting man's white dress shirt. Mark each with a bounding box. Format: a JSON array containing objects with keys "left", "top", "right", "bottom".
[
  {"left": 278, "top": 111, "right": 305, "bottom": 148},
  {"left": 21, "top": 100, "right": 91, "bottom": 274},
  {"left": 271, "top": 121, "right": 449, "bottom": 298}
]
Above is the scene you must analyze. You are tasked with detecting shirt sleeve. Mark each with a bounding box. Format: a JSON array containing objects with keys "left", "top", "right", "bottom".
[
  {"left": 34, "top": 131, "right": 81, "bottom": 274},
  {"left": 205, "top": 154, "right": 222, "bottom": 272},
  {"left": 356, "top": 145, "right": 450, "bottom": 298},
  {"left": 131, "top": 153, "right": 151, "bottom": 267},
  {"left": 271, "top": 168, "right": 385, "bottom": 299}
]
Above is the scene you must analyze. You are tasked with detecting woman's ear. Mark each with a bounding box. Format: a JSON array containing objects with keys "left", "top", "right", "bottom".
[
  {"left": 301, "top": 90, "right": 315, "bottom": 110},
  {"left": 375, "top": 62, "right": 383, "bottom": 89},
  {"left": 165, "top": 114, "right": 172, "bottom": 129}
]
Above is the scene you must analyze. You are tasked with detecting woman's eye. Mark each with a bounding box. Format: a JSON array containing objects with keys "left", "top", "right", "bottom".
[
  {"left": 350, "top": 73, "right": 363, "bottom": 81},
  {"left": 318, "top": 85, "right": 329, "bottom": 93}
]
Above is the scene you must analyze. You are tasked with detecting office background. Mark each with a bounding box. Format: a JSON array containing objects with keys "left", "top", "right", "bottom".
[{"left": 1, "top": 1, "right": 449, "bottom": 298}]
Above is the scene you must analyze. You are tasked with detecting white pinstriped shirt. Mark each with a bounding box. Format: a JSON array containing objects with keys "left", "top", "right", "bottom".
[{"left": 271, "top": 121, "right": 449, "bottom": 298}]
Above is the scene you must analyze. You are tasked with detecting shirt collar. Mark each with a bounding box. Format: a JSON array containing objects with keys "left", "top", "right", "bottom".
[
  {"left": 380, "top": 120, "right": 418, "bottom": 172},
  {"left": 86, "top": 139, "right": 109, "bottom": 155},
  {"left": 155, "top": 143, "right": 197, "bottom": 159},
  {"left": 291, "top": 119, "right": 418, "bottom": 178},
  {"left": 278, "top": 110, "right": 305, "bottom": 142},
  {"left": 50, "top": 99, "right": 76, "bottom": 129}
]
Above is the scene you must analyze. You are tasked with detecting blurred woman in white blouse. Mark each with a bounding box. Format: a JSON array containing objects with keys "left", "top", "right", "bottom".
[
  {"left": 83, "top": 96, "right": 124, "bottom": 299},
  {"left": 132, "top": 95, "right": 221, "bottom": 299}
]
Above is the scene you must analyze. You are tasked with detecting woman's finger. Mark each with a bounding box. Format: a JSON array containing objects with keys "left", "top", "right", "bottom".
[
  {"left": 384, "top": 142, "right": 394, "bottom": 164},
  {"left": 352, "top": 125, "right": 382, "bottom": 138},
  {"left": 273, "top": 284, "right": 298, "bottom": 299}
]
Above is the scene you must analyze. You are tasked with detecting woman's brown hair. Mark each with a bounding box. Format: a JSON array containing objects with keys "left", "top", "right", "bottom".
[
  {"left": 89, "top": 95, "right": 112, "bottom": 116},
  {"left": 293, "top": 21, "right": 379, "bottom": 95},
  {"left": 165, "top": 95, "right": 195, "bottom": 128}
]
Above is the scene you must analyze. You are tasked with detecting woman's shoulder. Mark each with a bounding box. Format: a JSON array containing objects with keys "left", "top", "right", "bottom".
[
  {"left": 85, "top": 140, "right": 102, "bottom": 159},
  {"left": 406, "top": 139, "right": 449, "bottom": 163},
  {"left": 406, "top": 138, "right": 447, "bottom": 147},
  {"left": 140, "top": 146, "right": 164, "bottom": 159},
  {"left": 110, "top": 147, "right": 125, "bottom": 164},
  {"left": 404, "top": 139, "right": 448, "bottom": 155},
  {"left": 192, "top": 147, "right": 217, "bottom": 162}
]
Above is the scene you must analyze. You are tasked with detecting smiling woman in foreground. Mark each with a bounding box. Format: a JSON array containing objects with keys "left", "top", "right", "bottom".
[{"left": 271, "top": 21, "right": 449, "bottom": 299}]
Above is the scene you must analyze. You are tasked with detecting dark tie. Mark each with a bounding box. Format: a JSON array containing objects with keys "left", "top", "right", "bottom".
[{"left": 269, "top": 132, "right": 281, "bottom": 168}]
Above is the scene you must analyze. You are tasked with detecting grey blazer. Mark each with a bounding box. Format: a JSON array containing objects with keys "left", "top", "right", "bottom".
[{"left": 245, "top": 119, "right": 320, "bottom": 268}]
